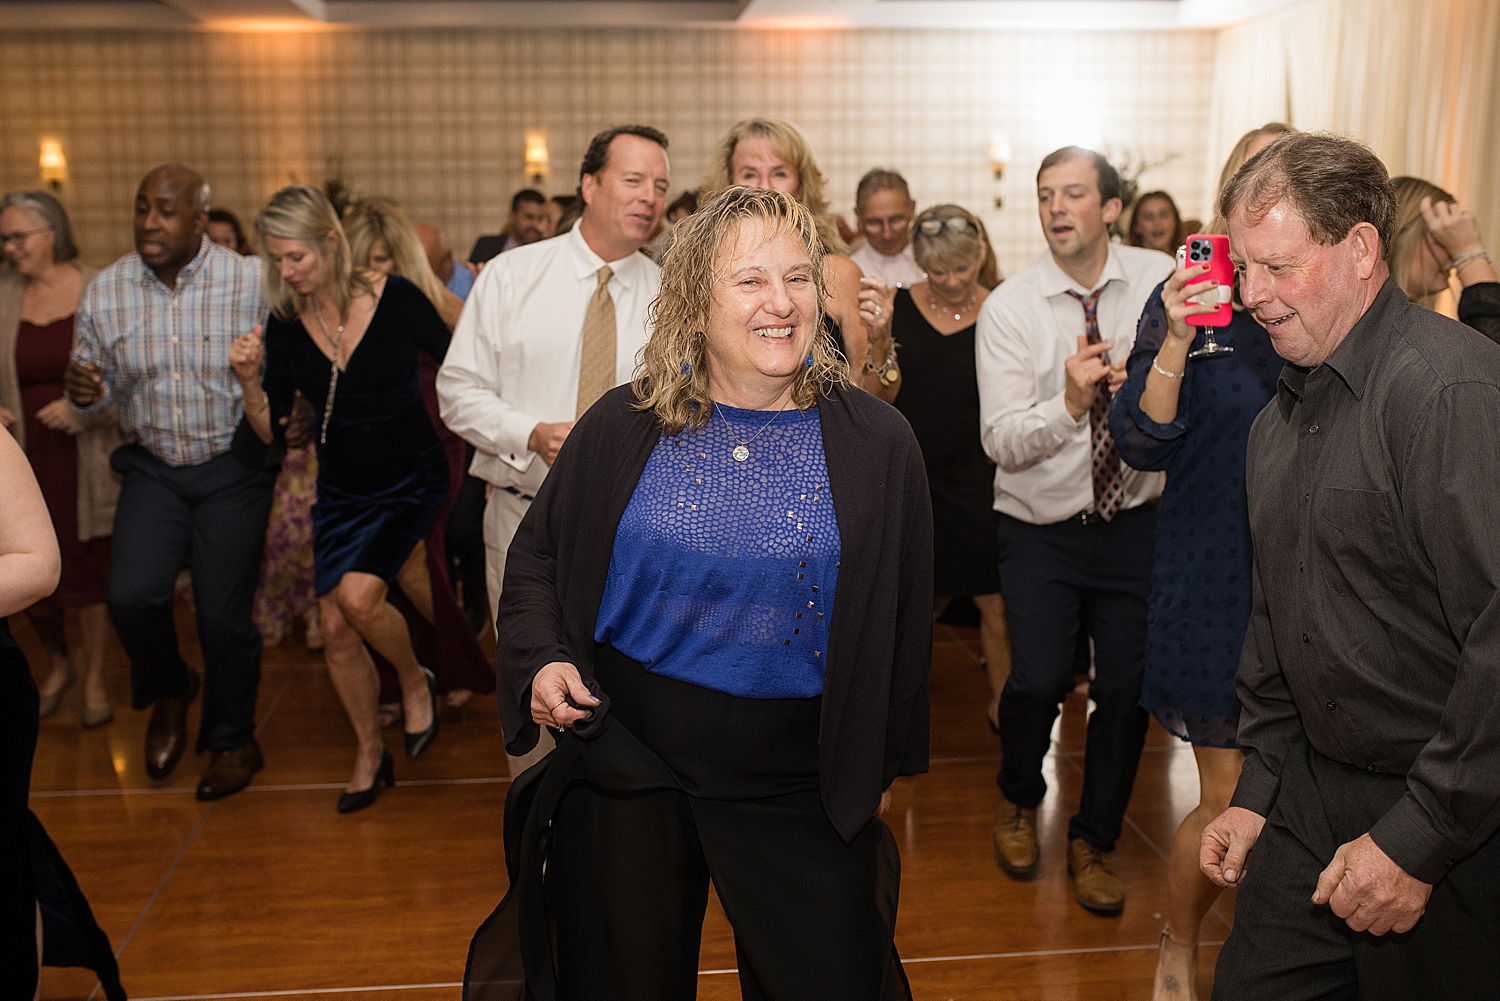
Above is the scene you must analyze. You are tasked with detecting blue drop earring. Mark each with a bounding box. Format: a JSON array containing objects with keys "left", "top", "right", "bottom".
[{"left": 804, "top": 354, "right": 814, "bottom": 368}]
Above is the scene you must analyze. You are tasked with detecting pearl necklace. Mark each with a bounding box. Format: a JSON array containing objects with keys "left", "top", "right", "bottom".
[{"left": 928, "top": 288, "right": 978, "bottom": 322}]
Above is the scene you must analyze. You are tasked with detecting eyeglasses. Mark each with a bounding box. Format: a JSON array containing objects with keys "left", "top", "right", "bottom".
[
  {"left": 0, "top": 226, "right": 51, "bottom": 247},
  {"left": 916, "top": 217, "right": 975, "bottom": 237}
]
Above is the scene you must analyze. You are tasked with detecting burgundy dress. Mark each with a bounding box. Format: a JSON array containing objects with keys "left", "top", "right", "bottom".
[{"left": 16, "top": 317, "right": 111, "bottom": 608}]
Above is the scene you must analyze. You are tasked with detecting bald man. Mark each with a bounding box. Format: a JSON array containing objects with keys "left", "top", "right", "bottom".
[
  {"left": 416, "top": 223, "right": 475, "bottom": 301},
  {"left": 67, "top": 164, "right": 276, "bottom": 800}
]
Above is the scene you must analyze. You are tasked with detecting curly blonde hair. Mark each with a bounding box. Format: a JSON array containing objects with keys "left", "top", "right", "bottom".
[
  {"left": 703, "top": 118, "right": 848, "bottom": 255},
  {"left": 633, "top": 186, "right": 848, "bottom": 435}
]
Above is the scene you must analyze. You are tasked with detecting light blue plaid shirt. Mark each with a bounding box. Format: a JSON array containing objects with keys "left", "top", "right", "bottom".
[{"left": 73, "top": 236, "right": 263, "bottom": 468}]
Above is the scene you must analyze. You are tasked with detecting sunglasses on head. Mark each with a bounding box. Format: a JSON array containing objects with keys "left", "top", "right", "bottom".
[{"left": 917, "top": 216, "right": 975, "bottom": 237}]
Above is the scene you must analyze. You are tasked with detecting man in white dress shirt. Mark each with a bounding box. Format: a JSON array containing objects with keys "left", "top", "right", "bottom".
[
  {"left": 848, "top": 169, "right": 926, "bottom": 288},
  {"left": 438, "top": 125, "right": 670, "bottom": 769},
  {"left": 976, "top": 147, "right": 1172, "bottom": 915}
]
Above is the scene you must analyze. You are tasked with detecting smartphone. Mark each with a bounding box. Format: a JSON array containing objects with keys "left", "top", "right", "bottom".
[{"left": 1177, "top": 234, "right": 1233, "bottom": 327}]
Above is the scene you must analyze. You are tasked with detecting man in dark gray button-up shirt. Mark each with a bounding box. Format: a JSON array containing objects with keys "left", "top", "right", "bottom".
[{"left": 1202, "top": 133, "right": 1500, "bottom": 1000}]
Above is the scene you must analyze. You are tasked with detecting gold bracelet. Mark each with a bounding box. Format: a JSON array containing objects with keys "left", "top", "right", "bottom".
[
  {"left": 243, "top": 390, "right": 270, "bottom": 416},
  {"left": 864, "top": 341, "right": 901, "bottom": 388}
]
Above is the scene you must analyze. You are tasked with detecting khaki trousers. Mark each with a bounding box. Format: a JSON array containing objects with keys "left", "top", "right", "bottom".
[{"left": 484, "top": 487, "right": 555, "bottom": 777}]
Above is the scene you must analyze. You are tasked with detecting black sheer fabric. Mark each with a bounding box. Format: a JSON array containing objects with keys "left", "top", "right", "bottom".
[
  {"left": 2, "top": 618, "right": 127, "bottom": 1000},
  {"left": 1459, "top": 280, "right": 1500, "bottom": 345}
]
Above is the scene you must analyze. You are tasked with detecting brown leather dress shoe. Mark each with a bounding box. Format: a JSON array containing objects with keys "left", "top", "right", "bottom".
[
  {"left": 1068, "top": 837, "right": 1126, "bottom": 915},
  {"left": 993, "top": 798, "right": 1040, "bottom": 879},
  {"left": 196, "top": 740, "right": 264, "bottom": 801},
  {"left": 144, "top": 668, "right": 200, "bottom": 780}
]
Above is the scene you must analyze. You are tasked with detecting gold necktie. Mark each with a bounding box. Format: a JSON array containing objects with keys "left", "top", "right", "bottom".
[{"left": 576, "top": 265, "right": 616, "bottom": 418}]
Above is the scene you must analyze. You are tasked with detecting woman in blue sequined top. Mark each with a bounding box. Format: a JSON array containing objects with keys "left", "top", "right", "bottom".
[
  {"left": 467, "top": 187, "right": 932, "bottom": 1001},
  {"left": 1108, "top": 123, "right": 1289, "bottom": 1001}
]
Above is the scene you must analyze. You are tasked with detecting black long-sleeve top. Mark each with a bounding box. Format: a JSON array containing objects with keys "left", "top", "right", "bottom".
[
  {"left": 1459, "top": 280, "right": 1500, "bottom": 345},
  {"left": 1233, "top": 277, "right": 1500, "bottom": 884},
  {"left": 496, "top": 381, "right": 933, "bottom": 844},
  {"left": 262, "top": 275, "right": 450, "bottom": 492}
]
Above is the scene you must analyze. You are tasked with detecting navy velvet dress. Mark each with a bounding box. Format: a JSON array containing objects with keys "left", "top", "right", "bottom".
[
  {"left": 1109, "top": 284, "right": 1279, "bottom": 747},
  {"left": 263, "top": 275, "right": 452, "bottom": 597}
]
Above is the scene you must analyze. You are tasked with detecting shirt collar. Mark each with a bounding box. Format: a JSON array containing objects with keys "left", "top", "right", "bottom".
[
  {"left": 1274, "top": 277, "right": 1406, "bottom": 419},
  {"left": 137, "top": 234, "right": 213, "bottom": 290},
  {"left": 568, "top": 224, "right": 643, "bottom": 290},
  {"left": 1035, "top": 242, "right": 1129, "bottom": 299},
  {"left": 1319, "top": 277, "right": 1406, "bottom": 401}
]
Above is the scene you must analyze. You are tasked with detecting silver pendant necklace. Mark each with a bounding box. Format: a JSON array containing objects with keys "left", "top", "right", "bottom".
[
  {"left": 928, "top": 287, "right": 978, "bottom": 322},
  {"left": 715, "top": 401, "right": 787, "bottom": 462},
  {"left": 312, "top": 302, "right": 346, "bottom": 446}
]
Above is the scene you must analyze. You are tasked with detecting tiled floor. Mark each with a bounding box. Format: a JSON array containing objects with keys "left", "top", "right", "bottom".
[{"left": 22, "top": 610, "right": 1229, "bottom": 1000}]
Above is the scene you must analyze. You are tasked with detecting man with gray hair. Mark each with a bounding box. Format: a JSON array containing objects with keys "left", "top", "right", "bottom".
[
  {"left": 1202, "top": 132, "right": 1500, "bottom": 997},
  {"left": 66, "top": 164, "right": 277, "bottom": 801},
  {"left": 849, "top": 169, "right": 925, "bottom": 287}
]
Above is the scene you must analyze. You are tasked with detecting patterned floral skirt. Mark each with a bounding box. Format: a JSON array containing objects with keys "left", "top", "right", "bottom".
[{"left": 254, "top": 443, "right": 318, "bottom": 638}]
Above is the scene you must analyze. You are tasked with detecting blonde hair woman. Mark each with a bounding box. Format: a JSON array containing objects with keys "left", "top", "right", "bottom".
[
  {"left": 467, "top": 187, "right": 931, "bottom": 1000},
  {"left": 344, "top": 199, "right": 464, "bottom": 329},
  {"left": 861, "top": 203, "right": 1012, "bottom": 728},
  {"left": 704, "top": 118, "right": 900, "bottom": 401},
  {"left": 1109, "top": 125, "right": 1290, "bottom": 1001},
  {"left": 231, "top": 185, "right": 454, "bottom": 812},
  {"left": 343, "top": 199, "right": 495, "bottom": 716},
  {"left": 1387, "top": 177, "right": 1500, "bottom": 343}
]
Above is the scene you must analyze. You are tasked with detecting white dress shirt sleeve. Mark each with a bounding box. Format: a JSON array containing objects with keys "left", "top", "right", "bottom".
[
  {"left": 437, "top": 265, "right": 542, "bottom": 474},
  {"left": 977, "top": 293, "right": 1088, "bottom": 473}
]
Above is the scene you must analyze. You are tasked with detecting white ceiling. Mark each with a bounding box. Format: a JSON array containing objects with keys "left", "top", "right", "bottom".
[{"left": 0, "top": 0, "right": 1308, "bottom": 30}]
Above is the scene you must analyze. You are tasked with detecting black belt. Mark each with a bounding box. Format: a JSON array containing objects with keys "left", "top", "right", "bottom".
[{"left": 502, "top": 486, "right": 535, "bottom": 502}]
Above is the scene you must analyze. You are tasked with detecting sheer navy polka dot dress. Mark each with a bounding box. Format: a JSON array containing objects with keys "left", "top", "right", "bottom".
[{"left": 1109, "top": 283, "right": 1280, "bottom": 747}]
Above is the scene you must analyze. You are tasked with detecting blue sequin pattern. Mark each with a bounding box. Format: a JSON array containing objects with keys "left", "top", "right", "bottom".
[{"left": 595, "top": 403, "right": 840, "bottom": 699}]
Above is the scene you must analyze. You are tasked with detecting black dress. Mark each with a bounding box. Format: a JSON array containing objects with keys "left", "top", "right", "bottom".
[
  {"left": 890, "top": 288, "right": 1001, "bottom": 597},
  {"left": 263, "top": 276, "right": 452, "bottom": 597}
]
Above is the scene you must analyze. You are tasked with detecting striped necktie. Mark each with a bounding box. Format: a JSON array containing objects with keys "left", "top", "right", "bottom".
[
  {"left": 1067, "top": 288, "right": 1125, "bottom": 522},
  {"left": 575, "top": 265, "right": 616, "bottom": 418}
]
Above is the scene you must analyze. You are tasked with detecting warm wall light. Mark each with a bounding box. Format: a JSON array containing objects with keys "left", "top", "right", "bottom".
[
  {"left": 989, "top": 135, "right": 1011, "bottom": 208},
  {"left": 39, "top": 138, "right": 68, "bottom": 190},
  {"left": 525, "top": 134, "right": 549, "bottom": 186},
  {"left": 989, "top": 135, "right": 1012, "bottom": 180}
]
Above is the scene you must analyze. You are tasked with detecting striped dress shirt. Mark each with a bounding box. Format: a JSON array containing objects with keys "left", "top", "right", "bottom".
[{"left": 73, "top": 236, "right": 263, "bottom": 468}]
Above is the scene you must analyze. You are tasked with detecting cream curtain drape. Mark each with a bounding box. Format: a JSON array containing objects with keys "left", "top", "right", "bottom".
[{"left": 1204, "top": 0, "right": 1500, "bottom": 254}]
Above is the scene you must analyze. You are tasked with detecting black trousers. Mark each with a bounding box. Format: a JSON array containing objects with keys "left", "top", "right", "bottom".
[
  {"left": 994, "top": 505, "right": 1155, "bottom": 850},
  {"left": 546, "top": 649, "right": 898, "bottom": 1001},
  {"left": 108, "top": 445, "right": 275, "bottom": 752},
  {"left": 1213, "top": 741, "right": 1500, "bottom": 1000}
]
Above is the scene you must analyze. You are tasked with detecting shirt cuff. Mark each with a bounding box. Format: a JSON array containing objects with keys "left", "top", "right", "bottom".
[
  {"left": 495, "top": 409, "right": 541, "bottom": 473},
  {"left": 1040, "top": 392, "right": 1089, "bottom": 440},
  {"left": 1228, "top": 756, "right": 1280, "bottom": 817},
  {"left": 1128, "top": 396, "right": 1188, "bottom": 441},
  {"left": 1368, "top": 792, "right": 1457, "bottom": 885}
]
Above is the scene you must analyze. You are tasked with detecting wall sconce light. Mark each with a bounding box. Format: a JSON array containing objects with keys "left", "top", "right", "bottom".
[
  {"left": 39, "top": 138, "right": 68, "bottom": 190},
  {"left": 525, "top": 134, "right": 549, "bottom": 186},
  {"left": 989, "top": 135, "right": 1011, "bottom": 208}
]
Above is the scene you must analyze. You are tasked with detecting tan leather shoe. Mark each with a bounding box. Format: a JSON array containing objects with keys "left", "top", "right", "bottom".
[
  {"left": 993, "top": 798, "right": 1039, "bottom": 879},
  {"left": 195, "top": 740, "right": 264, "bottom": 801},
  {"left": 1068, "top": 838, "right": 1125, "bottom": 915},
  {"left": 144, "top": 667, "right": 200, "bottom": 780}
]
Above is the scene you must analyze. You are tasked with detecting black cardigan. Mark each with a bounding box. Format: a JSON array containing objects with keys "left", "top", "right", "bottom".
[{"left": 496, "top": 381, "right": 933, "bottom": 843}]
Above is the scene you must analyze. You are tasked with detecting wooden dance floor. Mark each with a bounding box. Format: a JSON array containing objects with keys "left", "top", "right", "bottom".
[{"left": 24, "top": 610, "right": 1229, "bottom": 1000}]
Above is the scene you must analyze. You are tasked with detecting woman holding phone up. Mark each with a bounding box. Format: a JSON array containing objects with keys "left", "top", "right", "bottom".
[{"left": 1109, "top": 123, "right": 1289, "bottom": 1001}]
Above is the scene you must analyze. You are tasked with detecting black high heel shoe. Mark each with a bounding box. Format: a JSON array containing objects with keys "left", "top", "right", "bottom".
[
  {"left": 337, "top": 749, "right": 394, "bottom": 814},
  {"left": 404, "top": 666, "right": 440, "bottom": 759}
]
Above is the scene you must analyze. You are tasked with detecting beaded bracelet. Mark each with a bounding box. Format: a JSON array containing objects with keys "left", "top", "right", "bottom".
[
  {"left": 1451, "top": 249, "right": 1494, "bottom": 273},
  {"left": 1152, "top": 358, "right": 1185, "bottom": 379}
]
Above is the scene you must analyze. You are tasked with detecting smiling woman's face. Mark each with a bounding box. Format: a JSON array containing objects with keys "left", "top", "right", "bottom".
[{"left": 702, "top": 218, "right": 818, "bottom": 403}]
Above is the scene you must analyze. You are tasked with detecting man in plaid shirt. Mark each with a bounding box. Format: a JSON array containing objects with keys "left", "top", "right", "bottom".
[{"left": 68, "top": 164, "right": 278, "bottom": 800}]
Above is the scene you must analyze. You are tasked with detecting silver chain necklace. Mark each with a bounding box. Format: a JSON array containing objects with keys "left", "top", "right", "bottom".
[
  {"left": 312, "top": 302, "right": 346, "bottom": 446},
  {"left": 715, "top": 401, "right": 788, "bottom": 462},
  {"left": 928, "top": 287, "right": 978, "bottom": 322}
]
